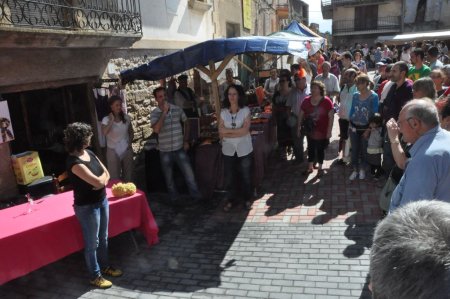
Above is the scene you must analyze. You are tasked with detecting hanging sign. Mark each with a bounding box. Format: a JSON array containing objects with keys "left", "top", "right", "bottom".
[
  {"left": 243, "top": 0, "right": 252, "bottom": 30},
  {"left": 0, "top": 101, "right": 15, "bottom": 144}
]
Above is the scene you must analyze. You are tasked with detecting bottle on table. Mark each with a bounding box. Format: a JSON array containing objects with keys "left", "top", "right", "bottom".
[{"left": 26, "top": 193, "right": 34, "bottom": 214}]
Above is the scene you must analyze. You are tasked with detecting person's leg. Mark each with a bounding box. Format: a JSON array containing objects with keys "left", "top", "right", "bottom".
[
  {"left": 237, "top": 152, "right": 253, "bottom": 206},
  {"left": 349, "top": 129, "right": 360, "bottom": 171},
  {"left": 338, "top": 119, "right": 349, "bottom": 160},
  {"left": 304, "top": 136, "right": 314, "bottom": 173},
  {"left": 121, "top": 148, "right": 134, "bottom": 182},
  {"left": 106, "top": 148, "right": 121, "bottom": 180},
  {"left": 316, "top": 139, "right": 327, "bottom": 166},
  {"left": 174, "top": 149, "right": 202, "bottom": 200},
  {"left": 291, "top": 124, "right": 303, "bottom": 162},
  {"left": 159, "top": 151, "right": 178, "bottom": 200},
  {"left": 307, "top": 137, "right": 316, "bottom": 163},
  {"left": 97, "top": 198, "right": 109, "bottom": 270},
  {"left": 360, "top": 134, "right": 369, "bottom": 172},
  {"left": 74, "top": 202, "right": 102, "bottom": 280},
  {"left": 223, "top": 154, "right": 238, "bottom": 205},
  {"left": 382, "top": 132, "right": 395, "bottom": 175}
]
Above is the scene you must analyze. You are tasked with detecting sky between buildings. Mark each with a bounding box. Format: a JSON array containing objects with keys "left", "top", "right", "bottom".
[{"left": 304, "top": 0, "right": 332, "bottom": 33}]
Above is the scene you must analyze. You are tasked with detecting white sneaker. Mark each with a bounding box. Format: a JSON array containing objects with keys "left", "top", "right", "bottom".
[
  {"left": 359, "top": 169, "right": 366, "bottom": 180},
  {"left": 349, "top": 171, "right": 358, "bottom": 181}
]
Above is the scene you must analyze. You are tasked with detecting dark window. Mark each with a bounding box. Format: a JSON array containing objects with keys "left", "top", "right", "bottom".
[
  {"left": 4, "top": 84, "right": 92, "bottom": 176},
  {"left": 355, "top": 5, "right": 378, "bottom": 31},
  {"left": 226, "top": 22, "right": 240, "bottom": 38},
  {"left": 415, "top": 0, "right": 426, "bottom": 23}
]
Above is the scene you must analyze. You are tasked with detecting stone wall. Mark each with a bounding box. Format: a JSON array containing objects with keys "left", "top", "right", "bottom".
[{"left": 106, "top": 49, "right": 167, "bottom": 189}]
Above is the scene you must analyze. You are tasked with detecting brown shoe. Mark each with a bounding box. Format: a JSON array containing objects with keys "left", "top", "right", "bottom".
[
  {"left": 102, "top": 266, "right": 123, "bottom": 277},
  {"left": 90, "top": 276, "right": 112, "bottom": 289}
]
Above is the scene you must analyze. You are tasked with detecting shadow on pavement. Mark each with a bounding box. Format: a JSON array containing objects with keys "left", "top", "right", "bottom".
[
  {"left": 109, "top": 193, "right": 249, "bottom": 294},
  {"left": 0, "top": 191, "right": 249, "bottom": 297},
  {"left": 262, "top": 137, "right": 381, "bottom": 259}
]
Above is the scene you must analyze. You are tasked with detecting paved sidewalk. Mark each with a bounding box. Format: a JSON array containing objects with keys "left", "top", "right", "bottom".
[{"left": 0, "top": 118, "right": 383, "bottom": 299}]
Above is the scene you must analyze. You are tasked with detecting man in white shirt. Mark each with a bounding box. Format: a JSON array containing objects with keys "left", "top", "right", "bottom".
[
  {"left": 314, "top": 62, "right": 340, "bottom": 100},
  {"left": 336, "top": 68, "right": 357, "bottom": 164},
  {"left": 219, "top": 68, "right": 242, "bottom": 103},
  {"left": 427, "top": 46, "right": 444, "bottom": 70},
  {"left": 286, "top": 70, "right": 310, "bottom": 163}
]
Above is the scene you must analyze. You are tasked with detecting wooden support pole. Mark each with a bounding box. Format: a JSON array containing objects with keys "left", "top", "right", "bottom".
[
  {"left": 196, "top": 64, "right": 211, "bottom": 78},
  {"left": 212, "top": 54, "right": 234, "bottom": 80},
  {"left": 85, "top": 83, "right": 104, "bottom": 163},
  {"left": 208, "top": 60, "right": 221, "bottom": 114}
]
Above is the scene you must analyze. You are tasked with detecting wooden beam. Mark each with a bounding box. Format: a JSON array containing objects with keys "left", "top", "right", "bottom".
[
  {"left": 85, "top": 83, "right": 105, "bottom": 163},
  {"left": 208, "top": 60, "right": 222, "bottom": 115},
  {"left": 232, "top": 56, "right": 253, "bottom": 73},
  {"left": 196, "top": 64, "right": 211, "bottom": 77},
  {"left": 212, "top": 54, "right": 234, "bottom": 80}
]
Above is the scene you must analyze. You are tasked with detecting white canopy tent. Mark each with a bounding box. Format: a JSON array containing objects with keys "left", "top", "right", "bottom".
[{"left": 377, "top": 30, "right": 450, "bottom": 45}]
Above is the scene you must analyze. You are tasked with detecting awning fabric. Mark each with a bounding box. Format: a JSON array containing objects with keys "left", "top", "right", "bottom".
[
  {"left": 120, "top": 34, "right": 322, "bottom": 83},
  {"left": 377, "top": 30, "right": 450, "bottom": 44},
  {"left": 284, "top": 21, "right": 322, "bottom": 39}
]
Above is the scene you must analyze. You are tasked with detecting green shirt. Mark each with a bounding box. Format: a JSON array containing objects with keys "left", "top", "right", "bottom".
[{"left": 407, "top": 65, "right": 431, "bottom": 82}]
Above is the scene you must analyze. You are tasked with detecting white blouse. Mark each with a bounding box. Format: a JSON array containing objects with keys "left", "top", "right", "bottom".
[
  {"left": 101, "top": 114, "right": 131, "bottom": 149},
  {"left": 220, "top": 106, "right": 253, "bottom": 157}
]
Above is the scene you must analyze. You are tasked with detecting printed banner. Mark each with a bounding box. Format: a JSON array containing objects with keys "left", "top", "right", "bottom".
[{"left": 0, "top": 101, "right": 15, "bottom": 144}]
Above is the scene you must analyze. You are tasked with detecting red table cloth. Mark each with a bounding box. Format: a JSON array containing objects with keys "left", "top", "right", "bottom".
[{"left": 0, "top": 186, "right": 159, "bottom": 285}]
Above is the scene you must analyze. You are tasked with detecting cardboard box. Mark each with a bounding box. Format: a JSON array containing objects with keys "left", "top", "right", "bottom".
[{"left": 11, "top": 151, "right": 44, "bottom": 185}]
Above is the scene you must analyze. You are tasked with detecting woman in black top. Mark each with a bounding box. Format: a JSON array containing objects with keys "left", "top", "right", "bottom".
[{"left": 64, "top": 122, "right": 122, "bottom": 289}]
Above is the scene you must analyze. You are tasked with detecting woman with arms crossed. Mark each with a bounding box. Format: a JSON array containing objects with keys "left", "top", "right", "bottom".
[
  {"left": 65, "top": 122, "right": 122, "bottom": 289},
  {"left": 219, "top": 85, "right": 254, "bottom": 212}
]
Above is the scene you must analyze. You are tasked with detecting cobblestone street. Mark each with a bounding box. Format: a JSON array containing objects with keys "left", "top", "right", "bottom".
[{"left": 0, "top": 119, "right": 383, "bottom": 299}]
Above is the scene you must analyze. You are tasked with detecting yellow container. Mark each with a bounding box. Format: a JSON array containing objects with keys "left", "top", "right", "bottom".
[{"left": 11, "top": 151, "right": 45, "bottom": 185}]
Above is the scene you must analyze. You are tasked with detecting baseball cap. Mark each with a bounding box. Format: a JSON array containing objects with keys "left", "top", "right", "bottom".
[
  {"left": 376, "top": 58, "right": 392, "bottom": 66},
  {"left": 295, "top": 68, "right": 307, "bottom": 80}
]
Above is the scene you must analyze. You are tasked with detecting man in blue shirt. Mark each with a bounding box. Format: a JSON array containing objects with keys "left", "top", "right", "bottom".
[{"left": 389, "top": 98, "right": 450, "bottom": 212}]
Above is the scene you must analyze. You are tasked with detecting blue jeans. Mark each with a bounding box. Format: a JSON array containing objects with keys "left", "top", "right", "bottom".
[
  {"left": 349, "top": 128, "right": 368, "bottom": 170},
  {"left": 74, "top": 197, "right": 109, "bottom": 279},
  {"left": 223, "top": 152, "right": 253, "bottom": 203},
  {"left": 160, "top": 149, "right": 202, "bottom": 200}
]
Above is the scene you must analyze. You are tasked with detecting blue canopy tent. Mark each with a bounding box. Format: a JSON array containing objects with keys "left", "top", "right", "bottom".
[
  {"left": 120, "top": 33, "right": 321, "bottom": 112},
  {"left": 276, "top": 21, "right": 326, "bottom": 49}
]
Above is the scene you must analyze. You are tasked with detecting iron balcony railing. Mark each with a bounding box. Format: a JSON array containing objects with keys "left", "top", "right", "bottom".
[
  {"left": 322, "top": 0, "right": 389, "bottom": 7},
  {"left": 0, "top": 0, "right": 142, "bottom": 35},
  {"left": 333, "top": 16, "right": 401, "bottom": 34}
]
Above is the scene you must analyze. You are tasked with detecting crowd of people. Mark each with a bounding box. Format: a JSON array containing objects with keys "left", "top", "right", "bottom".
[
  {"left": 268, "top": 40, "right": 450, "bottom": 213},
  {"left": 269, "top": 41, "right": 450, "bottom": 297},
  {"left": 60, "top": 38, "right": 450, "bottom": 291}
]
